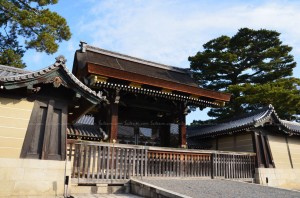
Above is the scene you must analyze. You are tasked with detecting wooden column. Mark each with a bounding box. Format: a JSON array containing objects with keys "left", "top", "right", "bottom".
[
  {"left": 179, "top": 103, "right": 187, "bottom": 148},
  {"left": 109, "top": 89, "right": 120, "bottom": 143},
  {"left": 109, "top": 103, "right": 118, "bottom": 143},
  {"left": 252, "top": 132, "right": 262, "bottom": 168}
]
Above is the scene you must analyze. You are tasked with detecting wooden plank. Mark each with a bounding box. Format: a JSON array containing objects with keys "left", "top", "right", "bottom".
[
  {"left": 119, "top": 148, "right": 123, "bottom": 179},
  {"left": 87, "top": 146, "right": 92, "bottom": 180},
  {"left": 71, "top": 144, "right": 77, "bottom": 178},
  {"left": 92, "top": 145, "right": 96, "bottom": 179},
  {"left": 78, "top": 144, "right": 83, "bottom": 180},
  {"left": 115, "top": 147, "right": 119, "bottom": 179},
  {"left": 128, "top": 149, "right": 132, "bottom": 178},
  {"left": 42, "top": 100, "right": 54, "bottom": 160},
  {"left": 141, "top": 149, "right": 144, "bottom": 177},
  {"left": 106, "top": 146, "right": 110, "bottom": 180},
  {"left": 101, "top": 146, "right": 105, "bottom": 179},
  {"left": 96, "top": 146, "right": 101, "bottom": 180},
  {"left": 136, "top": 149, "right": 140, "bottom": 177},
  {"left": 145, "top": 149, "right": 148, "bottom": 177}
]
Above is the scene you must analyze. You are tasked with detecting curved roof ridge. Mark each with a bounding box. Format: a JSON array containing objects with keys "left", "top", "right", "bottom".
[
  {"left": 188, "top": 104, "right": 300, "bottom": 138},
  {"left": 0, "top": 56, "right": 105, "bottom": 103},
  {"left": 279, "top": 119, "right": 300, "bottom": 133},
  {"left": 188, "top": 104, "right": 276, "bottom": 138}
]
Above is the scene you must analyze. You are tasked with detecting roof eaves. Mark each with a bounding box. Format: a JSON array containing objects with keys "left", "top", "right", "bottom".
[{"left": 0, "top": 56, "right": 106, "bottom": 104}]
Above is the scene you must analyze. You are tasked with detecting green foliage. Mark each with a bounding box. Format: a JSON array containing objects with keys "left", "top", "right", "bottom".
[
  {"left": 0, "top": 0, "right": 71, "bottom": 68},
  {"left": 229, "top": 78, "right": 300, "bottom": 120},
  {"left": 189, "top": 28, "right": 298, "bottom": 120}
]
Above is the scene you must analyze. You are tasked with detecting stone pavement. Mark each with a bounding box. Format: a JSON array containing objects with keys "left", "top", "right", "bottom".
[
  {"left": 137, "top": 178, "right": 300, "bottom": 198},
  {"left": 70, "top": 194, "right": 142, "bottom": 198}
]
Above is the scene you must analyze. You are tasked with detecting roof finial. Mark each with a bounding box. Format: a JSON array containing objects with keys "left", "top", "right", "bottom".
[
  {"left": 55, "top": 55, "right": 67, "bottom": 65},
  {"left": 80, "top": 41, "right": 87, "bottom": 53}
]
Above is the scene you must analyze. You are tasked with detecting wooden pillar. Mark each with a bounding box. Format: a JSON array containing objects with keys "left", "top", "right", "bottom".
[
  {"left": 109, "top": 89, "right": 120, "bottom": 143},
  {"left": 109, "top": 103, "right": 118, "bottom": 143},
  {"left": 252, "top": 132, "right": 262, "bottom": 168},
  {"left": 179, "top": 103, "right": 187, "bottom": 148}
]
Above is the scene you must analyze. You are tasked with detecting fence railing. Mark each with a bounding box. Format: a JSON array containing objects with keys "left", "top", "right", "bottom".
[{"left": 67, "top": 141, "right": 256, "bottom": 184}]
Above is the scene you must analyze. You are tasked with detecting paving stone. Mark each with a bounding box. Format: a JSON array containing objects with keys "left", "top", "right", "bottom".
[{"left": 137, "top": 178, "right": 300, "bottom": 198}]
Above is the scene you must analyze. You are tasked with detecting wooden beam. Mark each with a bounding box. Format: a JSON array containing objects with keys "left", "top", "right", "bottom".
[
  {"left": 285, "top": 135, "right": 294, "bottom": 168},
  {"left": 265, "top": 135, "right": 275, "bottom": 168},
  {"left": 87, "top": 63, "right": 231, "bottom": 102},
  {"left": 260, "top": 135, "right": 270, "bottom": 168}
]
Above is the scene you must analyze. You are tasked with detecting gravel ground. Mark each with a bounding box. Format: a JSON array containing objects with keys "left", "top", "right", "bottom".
[{"left": 138, "top": 178, "right": 300, "bottom": 198}]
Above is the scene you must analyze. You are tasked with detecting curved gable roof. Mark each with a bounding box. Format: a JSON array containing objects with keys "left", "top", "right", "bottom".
[
  {"left": 188, "top": 104, "right": 300, "bottom": 138},
  {"left": 0, "top": 56, "right": 104, "bottom": 104}
]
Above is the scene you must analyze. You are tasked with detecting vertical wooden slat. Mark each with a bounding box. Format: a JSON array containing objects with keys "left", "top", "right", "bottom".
[
  {"left": 106, "top": 146, "right": 110, "bottom": 180},
  {"left": 77, "top": 144, "right": 83, "bottom": 181},
  {"left": 115, "top": 147, "right": 119, "bottom": 180},
  {"left": 124, "top": 148, "right": 128, "bottom": 179},
  {"left": 132, "top": 149, "right": 136, "bottom": 177},
  {"left": 87, "top": 146, "right": 92, "bottom": 180},
  {"left": 119, "top": 148, "right": 123, "bottom": 179},
  {"left": 144, "top": 149, "right": 148, "bottom": 177},
  {"left": 140, "top": 149, "right": 144, "bottom": 177},
  {"left": 71, "top": 144, "right": 77, "bottom": 178},
  {"left": 96, "top": 146, "right": 101, "bottom": 180},
  {"left": 101, "top": 146, "right": 105, "bottom": 179},
  {"left": 92, "top": 146, "right": 96, "bottom": 180},
  {"left": 81, "top": 145, "right": 87, "bottom": 179}
]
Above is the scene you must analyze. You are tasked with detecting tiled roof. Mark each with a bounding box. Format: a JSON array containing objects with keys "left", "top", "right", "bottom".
[
  {"left": 0, "top": 56, "right": 104, "bottom": 104},
  {"left": 67, "top": 124, "right": 103, "bottom": 141},
  {"left": 188, "top": 104, "right": 300, "bottom": 138},
  {"left": 0, "top": 65, "right": 30, "bottom": 77},
  {"left": 75, "top": 43, "right": 199, "bottom": 87}
]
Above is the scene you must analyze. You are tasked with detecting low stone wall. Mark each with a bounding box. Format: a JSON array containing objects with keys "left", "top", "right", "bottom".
[
  {"left": 0, "top": 158, "right": 71, "bottom": 197},
  {"left": 255, "top": 168, "right": 300, "bottom": 190}
]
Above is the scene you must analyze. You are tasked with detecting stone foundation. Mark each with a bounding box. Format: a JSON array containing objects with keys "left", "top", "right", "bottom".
[
  {"left": 0, "top": 158, "right": 71, "bottom": 197},
  {"left": 255, "top": 168, "right": 300, "bottom": 190}
]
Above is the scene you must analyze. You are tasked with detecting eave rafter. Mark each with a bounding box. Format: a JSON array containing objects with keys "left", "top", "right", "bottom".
[
  {"left": 86, "top": 62, "right": 231, "bottom": 103},
  {"left": 90, "top": 78, "right": 222, "bottom": 108}
]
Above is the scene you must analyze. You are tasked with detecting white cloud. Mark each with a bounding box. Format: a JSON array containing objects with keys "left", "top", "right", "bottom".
[{"left": 77, "top": 0, "right": 300, "bottom": 76}]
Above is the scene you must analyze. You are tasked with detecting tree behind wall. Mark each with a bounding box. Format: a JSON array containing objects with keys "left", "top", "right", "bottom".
[
  {"left": 0, "top": 0, "right": 71, "bottom": 68},
  {"left": 189, "top": 28, "right": 298, "bottom": 121}
]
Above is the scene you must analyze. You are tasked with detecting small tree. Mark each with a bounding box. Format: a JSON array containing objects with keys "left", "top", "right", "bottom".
[
  {"left": 189, "top": 28, "right": 297, "bottom": 120},
  {"left": 0, "top": 0, "right": 71, "bottom": 68}
]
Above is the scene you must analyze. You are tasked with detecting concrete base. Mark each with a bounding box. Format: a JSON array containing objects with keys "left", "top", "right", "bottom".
[
  {"left": 0, "top": 158, "right": 71, "bottom": 197},
  {"left": 255, "top": 168, "right": 300, "bottom": 190},
  {"left": 70, "top": 183, "right": 130, "bottom": 195}
]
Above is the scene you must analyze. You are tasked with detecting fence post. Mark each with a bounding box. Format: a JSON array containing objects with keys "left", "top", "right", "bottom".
[{"left": 211, "top": 153, "right": 215, "bottom": 179}]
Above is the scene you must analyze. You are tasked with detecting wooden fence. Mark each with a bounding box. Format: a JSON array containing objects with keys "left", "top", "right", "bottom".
[{"left": 67, "top": 142, "right": 256, "bottom": 184}]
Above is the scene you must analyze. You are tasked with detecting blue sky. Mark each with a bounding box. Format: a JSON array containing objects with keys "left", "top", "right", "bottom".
[{"left": 22, "top": 0, "right": 300, "bottom": 124}]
